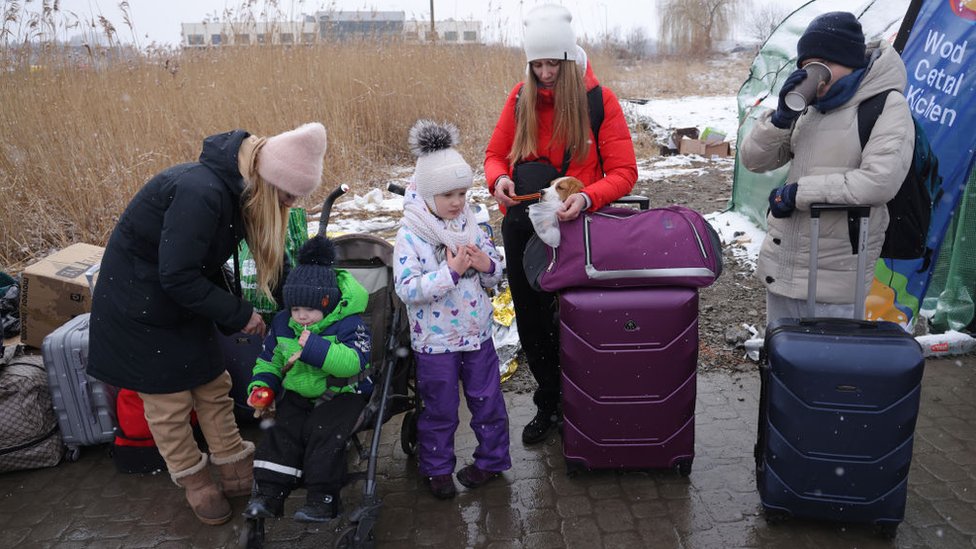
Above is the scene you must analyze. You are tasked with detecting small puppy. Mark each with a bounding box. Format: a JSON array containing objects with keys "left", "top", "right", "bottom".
[
  {"left": 530, "top": 176, "right": 585, "bottom": 247},
  {"left": 544, "top": 176, "right": 585, "bottom": 203}
]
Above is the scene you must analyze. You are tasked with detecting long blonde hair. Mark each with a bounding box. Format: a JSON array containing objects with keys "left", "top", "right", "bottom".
[
  {"left": 508, "top": 60, "right": 590, "bottom": 165},
  {"left": 241, "top": 174, "right": 288, "bottom": 302}
]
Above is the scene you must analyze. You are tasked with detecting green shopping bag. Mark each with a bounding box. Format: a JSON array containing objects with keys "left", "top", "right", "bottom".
[{"left": 237, "top": 208, "right": 309, "bottom": 322}]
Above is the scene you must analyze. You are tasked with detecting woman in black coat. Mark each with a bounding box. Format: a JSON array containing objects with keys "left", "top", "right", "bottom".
[{"left": 88, "top": 123, "right": 328, "bottom": 525}]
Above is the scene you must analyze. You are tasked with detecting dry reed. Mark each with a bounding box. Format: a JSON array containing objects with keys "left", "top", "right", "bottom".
[{"left": 0, "top": 9, "right": 747, "bottom": 270}]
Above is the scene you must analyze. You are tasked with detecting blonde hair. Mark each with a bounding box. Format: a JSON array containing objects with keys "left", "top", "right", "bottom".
[
  {"left": 241, "top": 174, "right": 289, "bottom": 302},
  {"left": 508, "top": 60, "right": 590, "bottom": 166}
]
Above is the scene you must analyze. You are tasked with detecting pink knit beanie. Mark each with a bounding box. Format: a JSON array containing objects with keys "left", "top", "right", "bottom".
[{"left": 256, "top": 122, "right": 327, "bottom": 197}]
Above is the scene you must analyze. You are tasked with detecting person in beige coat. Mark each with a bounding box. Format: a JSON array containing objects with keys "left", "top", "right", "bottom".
[{"left": 740, "top": 12, "right": 914, "bottom": 324}]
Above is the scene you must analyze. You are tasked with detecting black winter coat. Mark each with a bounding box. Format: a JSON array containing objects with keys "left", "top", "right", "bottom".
[{"left": 88, "top": 130, "right": 255, "bottom": 393}]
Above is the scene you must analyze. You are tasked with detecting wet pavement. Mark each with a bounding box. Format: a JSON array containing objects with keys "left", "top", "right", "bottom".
[{"left": 1, "top": 354, "right": 974, "bottom": 548}]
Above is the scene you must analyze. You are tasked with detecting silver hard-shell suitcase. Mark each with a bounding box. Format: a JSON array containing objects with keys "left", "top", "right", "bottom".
[{"left": 41, "top": 313, "right": 116, "bottom": 461}]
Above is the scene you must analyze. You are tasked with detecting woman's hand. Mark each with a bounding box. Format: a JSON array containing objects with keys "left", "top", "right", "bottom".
[
  {"left": 446, "top": 246, "right": 472, "bottom": 277},
  {"left": 493, "top": 177, "right": 518, "bottom": 208},
  {"left": 556, "top": 193, "right": 587, "bottom": 221},
  {"left": 465, "top": 244, "right": 493, "bottom": 273},
  {"left": 241, "top": 310, "right": 266, "bottom": 337}
]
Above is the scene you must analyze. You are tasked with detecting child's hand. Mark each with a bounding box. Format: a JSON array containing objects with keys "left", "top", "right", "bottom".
[
  {"left": 298, "top": 328, "right": 311, "bottom": 347},
  {"left": 446, "top": 246, "right": 472, "bottom": 277},
  {"left": 248, "top": 387, "right": 275, "bottom": 419},
  {"left": 465, "top": 244, "right": 493, "bottom": 273}
]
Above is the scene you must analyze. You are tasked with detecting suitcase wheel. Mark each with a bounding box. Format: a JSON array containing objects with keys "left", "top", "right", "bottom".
[
  {"left": 762, "top": 508, "right": 790, "bottom": 525},
  {"left": 675, "top": 460, "right": 692, "bottom": 477},
  {"left": 874, "top": 522, "right": 899, "bottom": 539},
  {"left": 564, "top": 459, "right": 585, "bottom": 478},
  {"left": 66, "top": 446, "right": 81, "bottom": 462}
]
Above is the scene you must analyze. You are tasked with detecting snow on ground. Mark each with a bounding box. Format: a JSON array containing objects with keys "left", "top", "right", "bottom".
[
  {"left": 325, "top": 94, "right": 764, "bottom": 271},
  {"left": 628, "top": 95, "right": 740, "bottom": 145},
  {"left": 706, "top": 210, "right": 765, "bottom": 272},
  {"left": 637, "top": 154, "right": 736, "bottom": 181}
]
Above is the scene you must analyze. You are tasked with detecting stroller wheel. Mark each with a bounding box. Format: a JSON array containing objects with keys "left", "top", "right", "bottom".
[
  {"left": 238, "top": 517, "right": 265, "bottom": 549},
  {"left": 400, "top": 411, "right": 418, "bottom": 456},
  {"left": 335, "top": 524, "right": 374, "bottom": 549}
]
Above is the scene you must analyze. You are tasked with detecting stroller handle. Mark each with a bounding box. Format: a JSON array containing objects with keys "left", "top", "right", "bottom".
[
  {"left": 387, "top": 182, "right": 406, "bottom": 196},
  {"left": 318, "top": 184, "right": 350, "bottom": 236}
]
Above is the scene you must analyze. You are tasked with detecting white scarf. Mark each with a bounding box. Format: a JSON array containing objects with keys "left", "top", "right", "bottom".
[{"left": 402, "top": 189, "right": 480, "bottom": 254}]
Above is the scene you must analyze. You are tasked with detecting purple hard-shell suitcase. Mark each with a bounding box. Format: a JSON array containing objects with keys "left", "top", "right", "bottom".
[{"left": 560, "top": 286, "right": 697, "bottom": 475}]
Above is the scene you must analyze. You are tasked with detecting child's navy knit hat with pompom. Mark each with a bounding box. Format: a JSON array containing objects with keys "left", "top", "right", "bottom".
[{"left": 283, "top": 235, "right": 340, "bottom": 316}]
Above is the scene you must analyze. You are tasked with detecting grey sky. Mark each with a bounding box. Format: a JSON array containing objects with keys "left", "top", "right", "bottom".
[{"left": 19, "top": 0, "right": 808, "bottom": 48}]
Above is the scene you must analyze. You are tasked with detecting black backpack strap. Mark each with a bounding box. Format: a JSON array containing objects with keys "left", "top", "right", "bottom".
[
  {"left": 587, "top": 85, "right": 605, "bottom": 171},
  {"left": 857, "top": 90, "right": 895, "bottom": 149},
  {"left": 848, "top": 90, "right": 896, "bottom": 253}
]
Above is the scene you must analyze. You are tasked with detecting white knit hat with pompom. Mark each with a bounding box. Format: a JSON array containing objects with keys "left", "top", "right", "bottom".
[{"left": 409, "top": 120, "right": 473, "bottom": 211}]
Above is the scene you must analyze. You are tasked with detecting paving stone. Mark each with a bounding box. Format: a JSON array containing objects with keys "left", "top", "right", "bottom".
[{"left": 0, "top": 358, "right": 973, "bottom": 547}]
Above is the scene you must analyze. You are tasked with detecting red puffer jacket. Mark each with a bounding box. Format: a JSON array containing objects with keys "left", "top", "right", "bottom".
[{"left": 484, "top": 61, "right": 637, "bottom": 213}]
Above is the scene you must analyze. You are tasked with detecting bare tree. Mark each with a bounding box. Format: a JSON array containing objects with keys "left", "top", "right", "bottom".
[
  {"left": 625, "top": 26, "right": 650, "bottom": 60},
  {"left": 658, "top": 0, "right": 743, "bottom": 55},
  {"left": 746, "top": 3, "right": 791, "bottom": 44}
]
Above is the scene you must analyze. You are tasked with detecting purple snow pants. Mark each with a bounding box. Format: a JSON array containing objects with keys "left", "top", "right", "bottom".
[{"left": 414, "top": 338, "right": 512, "bottom": 476}]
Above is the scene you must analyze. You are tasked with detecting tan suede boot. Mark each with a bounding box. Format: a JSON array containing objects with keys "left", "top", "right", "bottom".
[
  {"left": 172, "top": 453, "right": 232, "bottom": 525},
  {"left": 212, "top": 440, "right": 255, "bottom": 498}
]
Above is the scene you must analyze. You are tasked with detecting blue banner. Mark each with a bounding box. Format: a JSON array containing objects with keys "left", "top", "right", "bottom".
[{"left": 867, "top": 0, "right": 976, "bottom": 328}]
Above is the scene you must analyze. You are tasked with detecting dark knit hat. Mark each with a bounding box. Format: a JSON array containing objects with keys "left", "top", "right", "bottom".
[
  {"left": 283, "top": 236, "right": 340, "bottom": 316},
  {"left": 796, "top": 12, "right": 867, "bottom": 69}
]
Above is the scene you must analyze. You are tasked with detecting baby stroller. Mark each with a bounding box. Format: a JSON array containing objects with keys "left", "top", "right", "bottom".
[{"left": 239, "top": 184, "right": 417, "bottom": 549}]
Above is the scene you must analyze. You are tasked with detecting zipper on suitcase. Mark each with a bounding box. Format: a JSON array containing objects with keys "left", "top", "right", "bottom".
[
  {"left": 675, "top": 210, "right": 709, "bottom": 259},
  {"left": 546, "top": 244, "right": 558, "bottom": 272},
  {"left": 0, "top": 425, "right": 59, "bottom": 456}
]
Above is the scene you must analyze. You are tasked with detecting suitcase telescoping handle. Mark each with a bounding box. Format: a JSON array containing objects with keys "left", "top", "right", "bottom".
[{"left": 808, "top": 204, "right": 871, "bottom": 320}]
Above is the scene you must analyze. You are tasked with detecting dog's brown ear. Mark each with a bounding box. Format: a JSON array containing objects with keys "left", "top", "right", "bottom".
[
  {"left": 557, "top": 177, "right": 584, "bottom": 200},
  {"left": 566, "top": 177, "right": 584, "bottom": 194}
]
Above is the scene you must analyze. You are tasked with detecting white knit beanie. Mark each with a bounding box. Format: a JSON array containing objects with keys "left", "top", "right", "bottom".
[
  {"left": 256, "top": 122, "right": 327, "bottom": 197},
  {"left": 523, "top": 4, "right": 577, "bottom": 63},
  {"left": 409, "top": 120, "right": 473, "bottom": 212}
]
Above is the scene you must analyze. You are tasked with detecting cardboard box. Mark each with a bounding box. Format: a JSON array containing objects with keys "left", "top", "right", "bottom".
[
  {"left": 700, "top": 127, "right": 727, "bottom": 144},
  {"left": 678, "top": 137, "right": 732, "bottom": 157},
  {"left": 19, "top": 243, "right": 103, "bottom": 348},
  {"left": 668, "top": 127, "right": 700, "bottom": 149}
]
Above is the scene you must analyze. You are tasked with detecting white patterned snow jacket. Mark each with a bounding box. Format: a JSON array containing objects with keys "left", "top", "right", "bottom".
[{"left": 393, "top": 196, "right": 504, "bottom": 355}]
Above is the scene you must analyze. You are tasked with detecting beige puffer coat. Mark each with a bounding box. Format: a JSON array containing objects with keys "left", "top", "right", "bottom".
[{"left": 740, "top": 40, "right": 914, "bottom": 303}]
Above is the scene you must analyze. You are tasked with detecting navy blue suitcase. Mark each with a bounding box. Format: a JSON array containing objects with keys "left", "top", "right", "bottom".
[{"left": 755, "top": 205, "right": 925, "bottom": 538}]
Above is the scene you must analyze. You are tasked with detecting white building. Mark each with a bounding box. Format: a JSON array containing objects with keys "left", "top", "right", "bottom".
[
  {"left": 181, "top": 12, "right": 481, "bottom": 48},
  {"left": 403, "top": 20, "right": 481, "bottom": 44},
  {"left": 181, "top": 18, "right": 318, "bottom": 47}
]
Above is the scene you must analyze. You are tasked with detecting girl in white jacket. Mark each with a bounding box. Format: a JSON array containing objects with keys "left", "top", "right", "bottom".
[{"left": 393, "top": 120, "right": 511, "bottom": 500}]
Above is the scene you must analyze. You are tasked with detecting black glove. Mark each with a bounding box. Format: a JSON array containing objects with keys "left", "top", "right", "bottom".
[
  {"left": 770, "top": 69, "right": 808, "bottom": 129},
  {"left": 768, "top": 183, "right": 798, "bottom": 218}
]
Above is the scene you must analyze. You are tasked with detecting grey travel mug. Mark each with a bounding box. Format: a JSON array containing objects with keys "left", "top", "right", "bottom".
[{"left": 784, "top": 62, "right": 832, "bottom": 111}]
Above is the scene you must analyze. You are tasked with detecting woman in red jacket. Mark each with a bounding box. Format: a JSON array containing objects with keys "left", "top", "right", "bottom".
[{"left": 484, "top": 4, "right": 637, "bottom": 445}]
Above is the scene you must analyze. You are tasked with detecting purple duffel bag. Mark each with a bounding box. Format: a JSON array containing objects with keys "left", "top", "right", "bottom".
[{"left": 524, "top": 205, "right": 723, "bottom": 291}]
